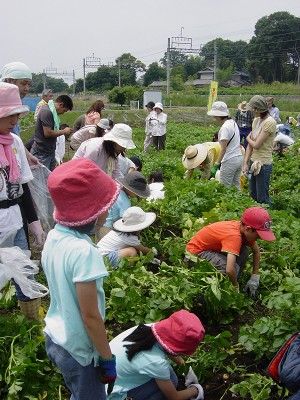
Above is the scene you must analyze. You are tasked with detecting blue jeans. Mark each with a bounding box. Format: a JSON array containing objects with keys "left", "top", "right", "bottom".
[
  {"left": 249, "top": 163, "right": 272, "bottom": 205},
  {"left": 45, "top": 334, "right": 106, "bottom": 400},
  {"left": 31, "top": 150, "right": 56, "bottom": 171},
  {"left": 289, "top": 390, "right": 300, "bottom": 400},
  {"left": 127, "top": 366, "right": 178, "bottom": 400},
  {"left": 13, "top": 227, "right": 34, "bottom": 301},
  {"left": 239, "top": 127, "right": 251, "bottom": 149}
]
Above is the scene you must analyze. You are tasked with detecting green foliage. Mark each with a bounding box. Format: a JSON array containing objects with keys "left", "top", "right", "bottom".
[
  {"left": 230, "top": 374, "right": 278, "bottom": 400},
  {"left": 29, "top": 73, "right": 68, "bottom": 94},
  {"left": 0, "top": 315, "right": 64, "bottom": 399}
]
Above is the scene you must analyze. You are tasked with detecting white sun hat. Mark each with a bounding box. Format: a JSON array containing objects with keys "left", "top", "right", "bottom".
[
  {"left": 154, "top": 102, "right": 163, "bottom": 111},
  {"left": 103, "top": 123, "right": 136, "bottom": 149},
  {"left": 207, "top": 101, "right": 230, "bottom": 117},
  {"left": 182, "top": 144, "right": 208, "bottom": 169},
  {"left": 113, "top": 206, "right": 156, "bottom": 232}
]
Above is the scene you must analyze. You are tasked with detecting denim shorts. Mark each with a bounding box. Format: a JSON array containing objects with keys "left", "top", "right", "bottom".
[
  {"left": 45, "top": 334, "right": 106, "bottom": 400},
  {"left": 104, "top": 251, "right": 120, "bottom": 269}
]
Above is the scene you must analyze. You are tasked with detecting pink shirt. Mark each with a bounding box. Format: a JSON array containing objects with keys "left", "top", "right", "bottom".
[{"left": 73, "top": 137, "right": 122, "bottom": 180}]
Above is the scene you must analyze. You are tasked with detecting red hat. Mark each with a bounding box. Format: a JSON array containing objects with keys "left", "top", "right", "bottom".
[
  {"left": 48, "top": 158, "right": 121, "bottom": 226},
  {"left": 151, "top": 310, "right": 205, "bottom": 356},
  {"left": 241, "top": 207, "right": 276, "bottom": 241}
]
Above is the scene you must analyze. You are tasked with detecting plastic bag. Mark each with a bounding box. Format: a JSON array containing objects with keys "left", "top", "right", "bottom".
[
  {"left": 0, "top": 247, "right": 49, "bottom": 299},
  {"left": 0, "top": 229, "right": 17, "bottom": 248},
  {"left": 28, "top": 165, "right": 55, "bottom": 233}
]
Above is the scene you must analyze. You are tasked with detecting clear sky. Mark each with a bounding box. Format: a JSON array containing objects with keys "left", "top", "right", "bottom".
[{"left": 1, "top": 0, "right": 299, "bottom": 82}]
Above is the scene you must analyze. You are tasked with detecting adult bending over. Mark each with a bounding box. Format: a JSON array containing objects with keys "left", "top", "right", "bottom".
[{"left": 73, "top": 123, "right": 135, "bottom": 180}]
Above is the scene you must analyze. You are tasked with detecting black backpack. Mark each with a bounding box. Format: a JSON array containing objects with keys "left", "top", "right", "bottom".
[{"left": 268, "top": 332, "right": 300, "bottom": 393}]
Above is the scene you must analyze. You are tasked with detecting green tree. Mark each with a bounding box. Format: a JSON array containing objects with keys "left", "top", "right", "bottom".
[
  {"left": 201, "top": 38, "right": 248, "bottom": 71},
  {"left": 184, "top": 56, "right": 206, "bottom": 79},
  {"left": 217, "top": 65, "right": 234, "bottom": 84},
  {"left": 29, "top": 73, "right": 69, "bottom": 94},
  {"left": 116, "top": 53, "right": 146, "bottom": 86},
  {"left": 247, "top": 12, "right": 300, "bottom": 83},
  {"left": 160, "top": 50, "right": 188, "bottom": 67},
  {"left": 108, "top": 86, "right": 126, "bottom": 106},
  {"left": 143, "top": 62, "right": 166, "bottom": 86}
]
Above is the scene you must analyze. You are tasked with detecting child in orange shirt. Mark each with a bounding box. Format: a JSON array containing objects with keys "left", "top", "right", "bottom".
[{"left": 185, "top": 207, "right": 276, "bottom": 296}]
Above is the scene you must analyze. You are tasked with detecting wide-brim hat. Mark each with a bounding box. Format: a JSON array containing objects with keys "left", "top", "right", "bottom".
[
  {"left": 113, "top": 206, "right": 156, "bottom": 232},
  {"left": 246, "top": 95, "right": 268, "bottom": 113},
  {"left": 48, "top": 158, "right": 121, "bottom": 227},
  {"left": 0, "top": 82, "right": 29, "bottom": 118},
  {"left": 103, "top": 123, "right": 136, "bottom": 149},
  {"left": 116, "top": 171, "right": 150, "bottom": 198},
  {"left": 238, "top": 101, "right": 247, "bottom": 111},
  {"left": 182, "top": 144, "right": 208, "bottom": 169},
  {"left": 207, "top": 101, "right": 230, "bottom": 117},
  {"left": 97, "top": 118, "right": 110, "bottom": 129},
  {"left": 154, "top": 102, "right": 163, "bottom": 111},
  {"left": 241, "top": 207, "right": 276, "bottom": 241},
  {"left": 151, "top": 310, "right": 205, "bottom": 356}
]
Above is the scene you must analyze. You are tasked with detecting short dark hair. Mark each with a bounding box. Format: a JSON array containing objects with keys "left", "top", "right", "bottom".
[
  {"left": 56, "top": 95, "right": 73, "bottom": 111},
  {"left": 148, "top": 170, "right": 164, "bottom": 183},
  {"left": 129, "top": 156, "right": 142, "bottom": 171}
]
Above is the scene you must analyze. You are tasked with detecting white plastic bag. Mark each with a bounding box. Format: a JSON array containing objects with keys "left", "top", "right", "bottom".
[
  {"left": 0, "top": 229, "right": 17, "bottom": 248},
  {"left": 28, "top": 165, "right": 55, "bottom": 233},
  {"left": 0, "top": 247, "right": 49, "bottom": 299}
]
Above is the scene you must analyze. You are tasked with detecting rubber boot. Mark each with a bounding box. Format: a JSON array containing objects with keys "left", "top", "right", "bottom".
[{"left": 18, "top": 298, "right": 41, "bottom": 320}]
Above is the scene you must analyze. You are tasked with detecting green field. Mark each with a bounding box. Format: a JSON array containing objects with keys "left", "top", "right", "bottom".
[{"left": 1, "top": 110, "right": 300, "bottom": 399}]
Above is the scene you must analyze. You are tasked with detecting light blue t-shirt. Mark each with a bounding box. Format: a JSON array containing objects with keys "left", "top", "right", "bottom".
[
  {"left": 104, "top": 190, "right": 131, "bottom": 228},
  {"left": 108, "top": 326, "right": 170, "bottom": 400},
  {"left": 42, "top": 224, "right": 108, "bottom": 366}
]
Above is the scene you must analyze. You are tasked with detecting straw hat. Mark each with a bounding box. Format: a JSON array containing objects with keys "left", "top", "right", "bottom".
[
  {"left": 238, "top": 101, "right": 247, "bottom": 111},
  {"left": 182, "top": 144, "right": 208, "bottom": 169}
]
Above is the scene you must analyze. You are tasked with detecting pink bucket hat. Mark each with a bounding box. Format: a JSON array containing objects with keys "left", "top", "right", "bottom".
[
  {"left": 151, "top": 310, "right": 205, "bottom": 356},
  {"left": 0, "top": 82, "right": 29, "bottom": 118},
  {"left": 48, "top": 158, "right": 121, "bottom": 226}
]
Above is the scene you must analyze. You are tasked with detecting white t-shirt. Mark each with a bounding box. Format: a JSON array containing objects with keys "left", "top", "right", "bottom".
[
  {"left": 218, "top": 119, "right": 242, "bottom": 162},
  {"left": 97, "top": 230, "right": 140, "bottom": 255},
  {"left": 274, "top": 133, "right": 294, "bottom": 146},
  {"left": 0, "top": 135, "right": 33, "bottom": 233},
  {"left": 147, "top": 182, "right": 165, "bottom": 202}
]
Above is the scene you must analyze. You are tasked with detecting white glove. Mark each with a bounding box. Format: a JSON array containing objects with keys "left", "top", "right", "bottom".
[
  {"left": 153, "top": 258, "right": 161, "bottom": 265},
  {"left": 152, "top": 247, "right": 158, "bottom": 256},
  {"left": 188, "top": 383, "right": 205, "bottom": 400},
  {"left": 185, "top": 366, "right": 199, "bottom": 386},
  {"left": 243, "top": 274, "right": 260, "bottom": 297},
  {"left": 28, "top": 220, "right": 46, "bottom": 247}
]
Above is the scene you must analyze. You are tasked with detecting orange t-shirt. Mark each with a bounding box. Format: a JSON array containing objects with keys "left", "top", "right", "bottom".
[{"left": 186, "top": 220, "right": 255, "bottom": 256}]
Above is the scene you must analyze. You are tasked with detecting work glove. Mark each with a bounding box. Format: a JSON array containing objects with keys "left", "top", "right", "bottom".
[
  {"left": 188, "top": 383, "right": 205, "bottom": 400},
  {"left": 28, "top": 220, "right": 45, "bottom": 247},
  {"left": 98, "top": 355, "right": 117, "bottom": 394},
  {"left": 153, "top": 258, "right": 161, "bottom": 265},
  {"left": 185, "top": 366, "right": 199, "bottom": 386},
  {"left": 210, "top": 163, "right": 220, "bottom": 178},
  {"left": 152, "top": 247, "right": 158, "bottom": 256},
  {"left": 243, "top": 274, "right": 260, "bottom": 297}
]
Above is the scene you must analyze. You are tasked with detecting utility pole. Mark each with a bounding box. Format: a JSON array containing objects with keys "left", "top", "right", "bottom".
[
  {"left": 42, "top": 69, "right": 47, "bottom": 90},
  {"left": 83, "top": 54, "right": 101, "bottom": 95},
  {"left": 213, "top": 42, "right": 217, "bottom": 81},
  {"left": 166, "top": 38, "right": 171, "bottom": 96},
  {"left": 166, "top": 32, "right": 201, "bottom": 95},
  {"left": 118, "top": 60, "right": 121, "bottom": 87}
]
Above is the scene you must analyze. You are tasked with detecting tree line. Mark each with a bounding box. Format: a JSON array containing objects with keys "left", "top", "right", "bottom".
[{"left": 29, "top": 11, "right": 300, "bottom": 95}]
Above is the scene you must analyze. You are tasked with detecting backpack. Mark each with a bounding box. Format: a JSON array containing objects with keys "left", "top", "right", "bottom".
[{"left": 268, "top": 332, "right": 300, "bottom": 393}]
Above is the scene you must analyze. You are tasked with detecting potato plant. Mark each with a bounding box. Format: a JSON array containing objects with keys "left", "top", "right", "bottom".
[{"left": 0, "top": 110, "right": 299, "bottom": 399}]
